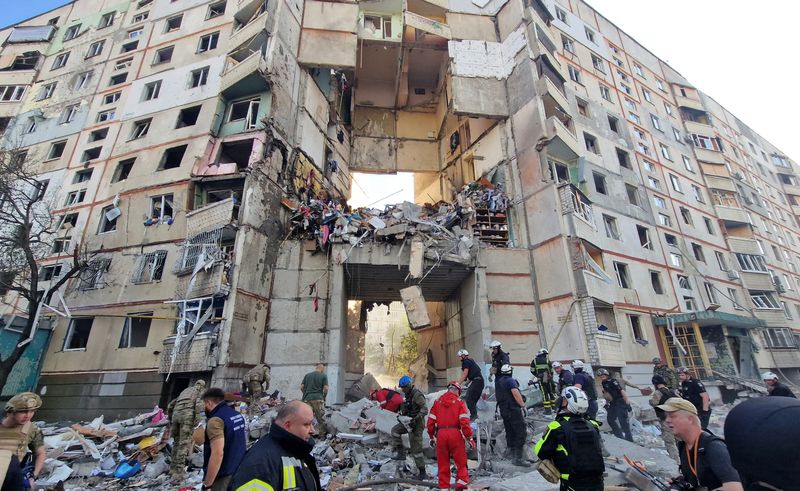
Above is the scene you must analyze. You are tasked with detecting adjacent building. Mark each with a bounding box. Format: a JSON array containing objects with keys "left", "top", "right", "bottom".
[{"left": 0, "top": 0, "right": 796, "bottom": 419}]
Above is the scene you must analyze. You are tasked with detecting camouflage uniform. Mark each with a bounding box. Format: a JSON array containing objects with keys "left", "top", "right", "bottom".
[
  {"left": 0, "top": 392, "right": 45, "bottom": 485},
  {"left": 653, "top": 364, "right": 679, "bottom": 390},
  {"left": 243, "top": 364, "right": 270, "bottom": 399},
  {"left": 391, "top": 386, "right": 429, "bottom": 473},
  {"left": 649, "top": 387, "right": 680, "bottom": 462},
  {"left": 168, "top": 380, "right": 205, "bottom": 478}
]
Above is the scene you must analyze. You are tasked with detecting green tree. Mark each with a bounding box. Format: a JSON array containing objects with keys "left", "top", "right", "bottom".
[{"left": 393, "top": 331, "right": 419, "bottom": 377}]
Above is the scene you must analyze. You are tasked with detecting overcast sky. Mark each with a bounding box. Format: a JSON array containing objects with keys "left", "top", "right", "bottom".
[{"left": 587, "top": 0, "right": 800, "bottom": 162}]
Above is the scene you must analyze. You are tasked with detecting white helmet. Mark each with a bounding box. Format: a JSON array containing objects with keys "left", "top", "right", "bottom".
[
  {"left": 561, "top": 387, "right": 589, "bottom": 414},
  {"left": 500, "top": 364, "right": 513, "bottom": 375},
  {"left": 761, "top": 371, "right": 778, "bottom": 381},
  {"left": 457, "top": 349, "right": 469, "bottom": 357},
  {"left": 552, "top": 361, "right": 562, "bottom": 368},
  {"left": 573, "top": 360, "right": 585, "bottom": 369},
  {"left": 538, "top": 348, "right": 549, "bottom": 355},
  {"left": 489, "top": 340, "right": 502, "bottom": 349}
]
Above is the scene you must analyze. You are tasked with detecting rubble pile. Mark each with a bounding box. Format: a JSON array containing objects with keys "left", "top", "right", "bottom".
[{"left": 282, "top": 177, "right": 510, "bottom": 255}]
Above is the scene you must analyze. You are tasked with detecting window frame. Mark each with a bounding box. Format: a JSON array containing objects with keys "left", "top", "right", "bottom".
[{"left": 63, "top": 317, "right": 93, "bottom": 351}]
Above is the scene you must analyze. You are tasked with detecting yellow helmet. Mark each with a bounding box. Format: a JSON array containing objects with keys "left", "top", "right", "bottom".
[{"left": 4, "top": 392, "right": 42, "bottom": 413}]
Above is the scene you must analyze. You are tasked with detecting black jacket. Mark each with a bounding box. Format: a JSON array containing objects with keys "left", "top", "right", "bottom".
[
  {"left": 769, "top": 382, "right": 796, "bottom": 398},
  {"left": 228, "top": 422, "right": 321, "bottom": 491}
]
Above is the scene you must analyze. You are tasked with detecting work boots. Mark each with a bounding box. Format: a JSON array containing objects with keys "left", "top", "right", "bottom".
[
  {"left": 392, "top": 447, "right": 407, "bottom": 461},
  {"left": 511, "top": 447, "right": 532, "bottom": 467},
  {"left": 417, "top": 468, "right": 428, "bottom": 481}
]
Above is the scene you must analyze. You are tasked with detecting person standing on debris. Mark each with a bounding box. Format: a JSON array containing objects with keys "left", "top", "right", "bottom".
[
  {"left": 572, "top": 361, "right": 598, "bottom": 420},
  {"left": 678, "top": 367, "right": 711, "bottom": 429},
  {"left": 597, "top": 369, "right": 633, "bottom": 442},
  {"left": 243, "top": 364, "right": 271, "bottom": 400},
  {"left": 456, "top": 349, "right": 484, "bottom": 420},
  {"left": 488, "top": 340, "right": 509, "bottom": 387},
  {"left": 168, "top": 379, "right": 206, "bottom": 479},
  {"left": 0, "top": 392, "right": 45, "bottom": 489},
  {"left": 552, "top": 361, "right": 574, "bottom": 394},
  {"left": 496, "top": 364, "right": 531, "bottom": 467},
  {"left": 369, "top": 388, "right": 404, "bottom": 413},
  {"left": 652, "top": 357, "right": 679, "bottom": 390},
  {"left": 427, "top": 382, "right": 473, "bottom": 490},
  {"left": 761, "top": 371, "right": 796, "bottom": 398},
  {"left": 230, "top": 401, "right": 322, "bottom": 491},
  {"left": 657, "top": 398, "right": 743, "bottom": 491},
  {"left": 199, "top": 388, "right": 246, "bottom": 491},
  {"left": 535, "top": 387, "right": 604, "bottom": 491},
  {"left": 531, "top": 348, "right": 556, "bottom": 414},
  {"left": 391, "top": 375, "right": 429, "bottom": 480},
  {"left": 301, "top": 364, "right": 329, "bottom": 439},
  {"left": 648, "top": 375, "right": 680, "bottom": 462}
]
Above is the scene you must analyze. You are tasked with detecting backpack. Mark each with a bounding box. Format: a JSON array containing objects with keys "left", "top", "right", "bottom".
[
  {"left": 563, "top": 417, "right": 604, "bottom": 478},
  {"left": 654, "top": 387, "right": 678, "bottom": 419}
]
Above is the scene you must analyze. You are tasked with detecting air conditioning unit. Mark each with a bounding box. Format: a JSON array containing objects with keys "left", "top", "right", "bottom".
[
  {"left": 772, "top": 276, "right": 786, "bottom": 294},
  {"left": 726, "top": 270, "right": 740, "bottom": 280}
]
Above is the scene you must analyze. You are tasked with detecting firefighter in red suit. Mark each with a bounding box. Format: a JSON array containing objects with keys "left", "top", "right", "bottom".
[
  {"left": 369, "top": 388, "right": 404, "bottom": 413},
  {"left": 427, "top": 381, "right": 473, "bottom": 490}
]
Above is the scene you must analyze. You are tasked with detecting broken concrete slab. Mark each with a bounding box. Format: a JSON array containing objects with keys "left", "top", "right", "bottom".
[
  {"left": 409, "top": 238, "right": 425, "bottom": 279},
  {"left": 400, "top": 285, "right": 431, "bottom": 328}
]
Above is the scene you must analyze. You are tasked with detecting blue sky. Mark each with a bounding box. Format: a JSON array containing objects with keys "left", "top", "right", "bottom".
[{"left": 0, "top": 1, "right": 71, "bottom": 29}]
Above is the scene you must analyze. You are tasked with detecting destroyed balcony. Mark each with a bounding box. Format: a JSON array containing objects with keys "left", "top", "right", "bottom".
[
  {"left": 159, "top": 332, "right": 217, "bottom": 373},
  {"left": 358, "top": 12, "right": 402, "bottom": 42},
  {"left": 675, "top": 94, "right": 705, "bottom": 112},
  {"left": 543, "top": 115, "right": 580, "bottom": 162},
  {"left": 531, "top": 22, "right": 558, "bottom": 61},
  {"left": 559, "top": 184, "right": 596, "bottom": 239},
  {"left": 230, "top": 0, "right": 269, "bottom": 50},
  {"left": 581, "top": 271, "right": 621, "bottom": 307},
  {"left": 186, "top": 197, "right": 238, "bottom": 237},
  {"left": 534, "top": 77, "right": 568, "bottom": 122},
  {"left": 221, "top": 33, "right": 270, "bottom": 99}
]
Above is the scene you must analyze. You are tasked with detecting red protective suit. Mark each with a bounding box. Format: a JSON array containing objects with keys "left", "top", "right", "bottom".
[
  {"left": 427, "top": 391, "right": 473, "bottom": 490},
  {"left": 374, "top": 388, "right": 404, "bottom": 413}
]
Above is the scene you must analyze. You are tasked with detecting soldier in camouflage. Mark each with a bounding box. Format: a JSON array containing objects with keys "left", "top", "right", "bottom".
[
  {"left": 243, "top": 364, "right": 271, "bottom": 399},
  {"left": 0, "top": 392, "right": 46, "bottom": 489},
  {"left": 391, "top": 375, "right": 429, "bottom": 480},
  {"left": 168, "top": 379, "right": 206, "bottom": 479},
  {"left": 652, "top": 357, "right": 679, "bottom": 390}
]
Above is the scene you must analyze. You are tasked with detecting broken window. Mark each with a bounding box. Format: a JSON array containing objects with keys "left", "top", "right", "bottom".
[
  {"left": 10, "top": 52, "right": 40, "bottom": 70},
  {"left": 73, "top": 70, "right": 92, "bottom": 90},
  {"left": 24, "top": 118, "right": 36, "bottom": 134},
  {"left": 80, "top": 258, "right": 111, "bottom": 290},
  {"left": 174, "top": 296, "right": 225, "bottom": 336},
  {"left": 39, "top": 82, "right": 57, "bottom": 100},
  {"left": 750, "top": 290, "right": 780, "bottom": 309},
  {"left": 207, "top": 1, "right": 226, "bottom": 18},
  {"left": 593, "top": 172, "right": 606, "bottom": 194},
  {"left": 131, "top": 251, "right": 167, "bottom": 283},
  {"left": 39, "top": 264, "right": 62, "bottom": 281},
  {"left": 52, "top": 52, "right": 69, "bottom": 70},
  {"left": 47, "top": 140, "right": 66, "bottom": 160},
  {"left": 89, "top": 127, "right": 108, "bottom": 142},
  {"left": 99, "top": 11, "right": 115, "bottom": 28},
  {"left": 189, "top": 66, "right": 209, "bottom": 88},
  {"left": 0, "top": 85, "right": 25, "bottom": 101},
  {"left": 626, "top": 184, "right": 640, "bottom": 206},
  {"left": 51, "top": 237, "right": 71, "bottom": 254},
  {"left": 96, "top": 109, "right": 115, "bottom": 122},
  {"left": 165, "top": 14, "right": 183, "bottom": 32},
  {"left": 228, "top": 97, "right": 260, "bottom": 129},
  {"left": 121, "top": 40, "right": 138, "bottom": 53},
  {"left": 613, "top": 261, "right": 631, "bottom": 288},
  {"left": 548, "top": 159, "right": 569, "bottom": 183},
  {"left": 198, "top": 32, "right": 219, "bottom": 52},
  {"left": 568, "top": 65, "right": 581, "bottom": 83},
  {"left": 584, "top": 133, "right": 599, "bottom": 154},
  {"left": 233, "top": 0, "right": 268, "bottom": 30},
  {"left": 603, "top": 215, "right": 620, "bottom": 240},
  {"left": 637, "top": 225, "right": 652, "bottom": 249},
  {"left": 132, "top": 12, "right": 149, "bottom": 23},
  {"left": 149, "top": 194, "right": 174, "bottom": 222},
  {"left": 112, "top": 158, "right": 135, "bottom": 182},
  {"left": 86, "top": 39, "right": 104, "bottom": 58},
  {"left": 63, "top": 318, "right": 93, "bottom": 350},
  {"left": 142, "top": 80, "right": 162, "bottom": 101},
  {"left": 764, "top": 328, "right": 796, "bottom": 348},
  {"left": 74, "top": 168, "right": 93, "bottom": 183},
  {"left": 195, "top": 178, "right": 244, "bottom": 208},
  {"left": 153, "top": 46, "right": 174, "bottom": 64},
  {"left": 176, "top": 105, "right": 201, "bottom": 127},
  {"left": 363, "top": 15, "right": 392, "bottom": 39},
  {"left": 677, "top": 274, "right": 692, "bottom": 290},
  {"left": 63, "top": 24, "right": 81, "bottom": 41},
  {"left": 159, "top": 144, "right": 187, "bottom": 170},
  {"left": 109, "top": 73, "right": 127, "bottom": 86},
  {"left": 98, "top": 205, "right": 119, "bottom": 233},
  {"left": 217, "top": 140, "right": 254, "bottom": 170},
  {"left": 650, "top": 270, "right": 664, "bottom": 294},
  {"left": 65, "top": 189, "right": 86, "bottom": 206},
  {"left": 692, "top": 243, "right": 705, "bottom": 262},
  {"left": 81, "top": 147, "right": 102, "bottom": 163},
  {"left": 130, "top": 118, "right": 151, "bottom": 139},
  {"left": 628, "top": 315, "right": 644, "bottom": 341},
  {"left": 119, "top": 313, "right": 151, "bottom": 348},
  {"left": 59, "top": 212, "right": 79, "bottom": 229}
]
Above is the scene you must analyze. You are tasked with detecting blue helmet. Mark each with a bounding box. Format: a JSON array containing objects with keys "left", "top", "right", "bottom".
[{"left": 399, "top": 375, "right": 412, "bottom": 388}]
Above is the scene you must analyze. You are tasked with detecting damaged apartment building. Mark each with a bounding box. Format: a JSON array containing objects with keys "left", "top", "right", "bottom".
[{"left": 0, "top": 0, "right": 798, "bottom": 420}]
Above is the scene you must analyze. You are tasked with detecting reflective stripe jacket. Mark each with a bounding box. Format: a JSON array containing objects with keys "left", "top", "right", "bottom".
[
  {"left": 534, "top": 415, "right": 603, "bottom": 483},
  {"left": 426, "top": 391, "right": 473, "bottom": 439},
  {"left": 230, "top": 422, "right": 321, "bottom": 491}
]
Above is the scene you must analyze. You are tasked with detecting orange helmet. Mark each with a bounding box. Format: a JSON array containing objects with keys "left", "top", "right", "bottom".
[{"left": 447, "top": 381, "right": 462, "bottom": 394}]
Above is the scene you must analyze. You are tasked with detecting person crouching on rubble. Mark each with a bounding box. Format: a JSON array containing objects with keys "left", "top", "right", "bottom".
[
  {"left": 390, "top": 375, "right": 429, "bottom": 480},
  {"left": 427, "top": 381, "right": 474, "bottom": 490},
  {"left": 534, "top": 387, "right": 604, "bottom": 491},
  {"left": 0, "top": 392, "right": 45, "bottom": 489},
  {"left": 230, "top": 400, "right": 322, "bottom": 491},
  {"left": 368, "top": 387, "right": 404, "bottom": 413},
  {"left": 168, "top": 379, "right": 206, "bottom": 480}
]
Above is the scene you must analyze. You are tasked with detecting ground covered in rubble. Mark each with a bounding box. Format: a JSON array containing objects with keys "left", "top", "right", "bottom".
[{"left": 27, "top": 386, "right": 739, "bottom": 490}]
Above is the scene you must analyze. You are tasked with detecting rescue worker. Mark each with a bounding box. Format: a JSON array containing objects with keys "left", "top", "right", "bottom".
[
  {"left": 678, "top": 367, "right": 711, "bottom": 429},
  {"left": 229, "top": 401, "right": 322, "bottom": 491},
  {"left": 571, "top": 360, "right": 598, "bottom": 420},
  {"left": 648, "top": 375, "right": 679, "bottom": 462},
  {"left": 552, "top": 361, "right": 574, "bottom": 393},
  {"left": 761, "top": 371, "right": 796, "bottom": 398},
  {"left": 369, "top": 387, "right": 404, "bottom": 413},
  {"left": 652, "top": 357, "right": 679, "bottom": 390},
  {"left": 242, "top": 363, "right": 270, "bottom": 400},
  {"left": 530, "top": 348, "right": 556, "bottom": 414},
  {"left": 300, "top": 363, "right": 329, "bottom": 439},
  {"left": 488, "top": 340, "right": 509, "bottom": 387},
  {"left": 168, "top": 379, "right": 206, "bottom": 479},
  {"left": 456, "top": 348, "right": 484, "bottom": 420},
  {"left": 427, "top": 382, "right": 473, "bottom": 490},
  {"left": 0, "top": 392, "right": 45, "bottom": 489},
  {"left": 658, "top": 398, "right": 743, "bottom": 491},
  {"left": 496, "top": 364, "right": 531, "bottom": 467},
  {"left": 597, "top": 369, "right": 633, "bottom": 442},
  {"left": 390, "top": 375, "right": 429, "bottom": 480},
  {"left": 200, "top": 388, "right": 246, "bottom": 491},
  {"left": 534, "top": 387, "right": 605, "bottom": 491}
]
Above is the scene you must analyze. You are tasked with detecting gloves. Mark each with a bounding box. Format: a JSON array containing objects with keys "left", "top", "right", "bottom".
[
  {"left": 468, "top": 438, "right": 476, "bottom": 450},
  {"left": 429, "top": 436, "right": 436, "bottom": 447}
]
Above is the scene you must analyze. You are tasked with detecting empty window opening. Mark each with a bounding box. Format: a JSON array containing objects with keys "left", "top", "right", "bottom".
[
  {"left": 207, "top": 1, "right": 226, "bottom": 19},
  {"left": 228, "top": 97, "right": 260, "bottom": 128},
  {"left": 629, "top": 315, "right": 644, "bottom": 341},
  {"left": 154, "top": 46, "right": 174, "bottom": 64},
  {"left": 40, "top": 264, "right": 63, "bottom": 281},
  {"left": 165, "top": 14, "right": 183, "bottom": 32},
  {"left": 593, "top": 172, "right": 607, "bottom": 194},
  {"left": 650, "top": 271, "right": 664, "bottom": 294},
  {"left": 74, "top": 168, "right": 93, "bottom": 183},
  {"left": 81, "top": 147, "right": 101, "bottom": 163},
  {"left": 98, "top": 205, "right": 119, "bottom": 233},
  {"left": 159, "top": 144, "right": 188, "bottom": 170},
  {"left": 217, "top": 140, "right": 254, "bottom": 170},
  {"left": 109, "top": 72, "right": 127, "bottom": 86},
  {"left": 177, "top": 105, "right": 202, "bottom": 127},
  {"left": 637, "top": 225, "right": 652, "bottom": 249},
  {"left": 112, "top": 158, "right": 135, "bottom": 182},
  {"left": 119, "top": 313, "right": 151, "bottom": 348},
  {"left": 65, "top": 189, "right": 86, "bottom": 206},
  {"left": 614, "top": 262, "right": 631, "bottom": 288},
  {"left": 47, "top": 140, "right": 67, "bottom": 160},
  {"left": 130, "top": 118, "right": 151, "bottom": 139},
  {"left": 64, "top": 318, "right": 93, "bottom": 350},
  {"left": 89, "top": 128, "right": 108, "bottom": 142}
]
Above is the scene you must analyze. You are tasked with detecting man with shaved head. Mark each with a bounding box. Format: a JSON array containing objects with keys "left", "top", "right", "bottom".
[{"left": 229, "top": 400, "right": 322, "bottom": 490}]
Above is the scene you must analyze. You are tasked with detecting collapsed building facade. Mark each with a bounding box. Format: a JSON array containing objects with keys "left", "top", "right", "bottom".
[{"left": 0, "top": 0, "right": 798, "bottom": 421}]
